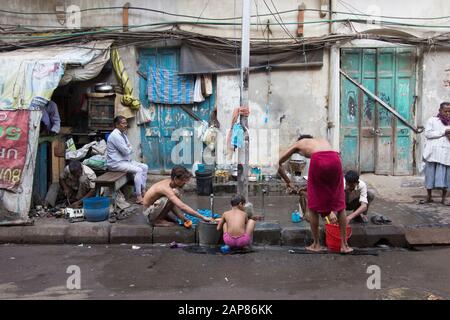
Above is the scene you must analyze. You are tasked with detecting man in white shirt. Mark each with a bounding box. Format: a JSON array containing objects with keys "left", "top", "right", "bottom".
[
  {"left": 343, "top": 170, "right": 374, "bottom": 224},
  {"left": 106, "top": 116, "right": 148, "bottom": 204}
]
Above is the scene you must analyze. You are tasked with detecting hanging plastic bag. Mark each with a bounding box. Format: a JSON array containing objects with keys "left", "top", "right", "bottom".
[
  {"left": 195, "top": 120, "right": 209, "bottom": 140},
  {"left": 202, "top": 126, "right": 218, "bottom": 151},
  {"left": 136, "top": 105, "right": 152, "bottom": 125},
  {"left": 231, "top": 122, "right": 244, "bottom": 149}
]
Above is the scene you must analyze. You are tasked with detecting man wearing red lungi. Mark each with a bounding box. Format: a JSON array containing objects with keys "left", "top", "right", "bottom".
[{"left": 278, "top": 135, "right": 353, "bottom": 253}]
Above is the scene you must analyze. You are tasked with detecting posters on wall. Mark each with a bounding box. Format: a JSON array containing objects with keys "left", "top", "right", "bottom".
[{"left": 0, "top": 110, "right": 30, "bottom": 192}]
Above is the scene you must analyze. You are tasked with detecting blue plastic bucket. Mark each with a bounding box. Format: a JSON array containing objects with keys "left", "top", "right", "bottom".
[{"left": 83, "top": 196, "right": 110, "bottom": 222}]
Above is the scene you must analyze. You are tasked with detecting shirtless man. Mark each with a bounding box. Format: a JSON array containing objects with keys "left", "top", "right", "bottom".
[
  {"left": 142, "top": 165, "right": 212, "bottom": 227},
  {"left": 278, "top": 135, "right": 353, "bottom": 253},
  {"left": 217, "top": 194, "right": 256, "bottom": 249}
]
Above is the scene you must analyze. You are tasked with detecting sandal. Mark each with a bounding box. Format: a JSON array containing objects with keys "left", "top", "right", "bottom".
[
  {"left": 380, "top": 215, "right": 392, "bottom": 224},
  {"left": 108, "top": 214, "right": 117, "bottom": 223},
  {"left": 116, "top": 209, "right": 132, "bottom": 220},
  {"left": 370, "top": 215, "right": 384, "bottom": 225}
]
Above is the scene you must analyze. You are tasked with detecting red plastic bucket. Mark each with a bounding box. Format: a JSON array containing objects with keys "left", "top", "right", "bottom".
[{"left": 325, "top": 224, "right": 352, "bottom": 252}]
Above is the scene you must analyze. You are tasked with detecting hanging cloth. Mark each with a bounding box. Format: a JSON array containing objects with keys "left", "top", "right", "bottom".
[
  {"left": 147, "top": 67, "right": 195, "bottom": 104},
  {"left": 194, "top": 75, "right": 205, "bottom": 103},
  {"left": 231, "top": 121, "right": 245, "bottom": 149}
]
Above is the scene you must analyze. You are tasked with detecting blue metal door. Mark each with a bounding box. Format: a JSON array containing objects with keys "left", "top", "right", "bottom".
[{"left": 139, "top": 48, "right": 215, "bottom": 174}]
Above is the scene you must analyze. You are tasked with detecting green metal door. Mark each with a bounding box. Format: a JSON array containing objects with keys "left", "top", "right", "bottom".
[{"left": 340, "top": 48, "right": 416, "bottom": 175}]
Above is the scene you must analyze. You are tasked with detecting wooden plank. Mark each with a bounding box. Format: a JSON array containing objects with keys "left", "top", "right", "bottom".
[
  {"left": 122, "top": 2, "right": 130, "bottom": 32},
  {"left": 297, "top": 4, "right": 306, "bottom": 37},
  {"left": 51, "top": 140, "right": 66, "bottom": 183},
  {"left": 95, "top": 171, "right": 127, "bottom": 184}
]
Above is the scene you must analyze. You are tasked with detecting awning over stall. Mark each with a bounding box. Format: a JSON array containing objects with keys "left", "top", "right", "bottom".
[
  {"left": 0, "top": 40, "right": 113, "bottom": 224},
  {"left": 0, "top": 40, "right": 113, "bottom": 110}
]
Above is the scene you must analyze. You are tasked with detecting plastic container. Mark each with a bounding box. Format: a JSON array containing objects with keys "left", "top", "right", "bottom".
[
  {"left": 291, "top": 211, "right": 302, "bottom": 223},
  {"left": 220, "top": 245, "right": 231, "bottom": 254},
  {"left": 325, "top": 224, "right": 352, "bottom": 252},
  {"left": 197, "top": 163, "right": 205, "bottom": 172},
  {"left": 83, "top": 196, "right": 110, "bottom": 222},
  {"left": 198, "top": 220, "right": 222, "bottom": 246},
  {"left": 195, "top": 169, "right": 213, "bottom": 196}
]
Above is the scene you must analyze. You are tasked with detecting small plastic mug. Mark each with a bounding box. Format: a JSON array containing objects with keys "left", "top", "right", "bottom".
[{"left": 291, "top": 211, "right": 302, "bottom": 223}]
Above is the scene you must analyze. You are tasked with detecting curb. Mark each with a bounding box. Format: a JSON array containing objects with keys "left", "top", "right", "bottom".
[{"left": 0, "top": 221, "right": 438, "bottom": 248}]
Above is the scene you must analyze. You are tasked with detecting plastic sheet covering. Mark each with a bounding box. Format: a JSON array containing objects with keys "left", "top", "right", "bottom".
[
  {"left": 0, "top": 40, "right": 113, "bottom": 109},
  {"left": 180, "top": 44, "right": 323, "bottom": 75}
]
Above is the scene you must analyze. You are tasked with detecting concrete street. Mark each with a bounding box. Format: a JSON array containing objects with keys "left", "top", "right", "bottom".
[{"left": 0, "top": 244, "right": 448, "bottom": 300}]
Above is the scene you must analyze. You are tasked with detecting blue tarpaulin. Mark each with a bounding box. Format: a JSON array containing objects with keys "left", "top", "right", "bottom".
[{"left": 147, "top": 67, "right": 195, "bottom": 104}]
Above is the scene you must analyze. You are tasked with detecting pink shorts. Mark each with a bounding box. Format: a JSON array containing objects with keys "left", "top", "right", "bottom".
[{"left": 223, "top": 232, "right": 251, "bottom": 248}]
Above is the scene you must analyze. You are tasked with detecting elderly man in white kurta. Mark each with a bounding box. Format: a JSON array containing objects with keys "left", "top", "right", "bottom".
[
  {"left": 106, "top": 116, "right": 148, "bottom": 204},
  {"left": 422, "top": 102, "right": 450, "bottom": 206}
]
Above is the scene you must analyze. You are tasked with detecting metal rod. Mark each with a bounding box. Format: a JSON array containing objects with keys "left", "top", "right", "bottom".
[
  {"left": 238, "top": 0, "right": 251, "bottom": 200},
  {"left": 261, "top": 188, "right": 267, "bottom": 217},
  {"left": 210, "top": 193, "right": 214, "bottom": 216}
]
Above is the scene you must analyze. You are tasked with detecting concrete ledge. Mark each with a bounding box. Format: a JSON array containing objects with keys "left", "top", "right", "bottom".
[
  {"left": 254, "top": 221, "right": 281, "bottom": 245},
  {"left": 22, "top": 225, "right": 67, "bottom": 244},
  {"left": 0, "top": 226, "right": 24, "bottom": 244},
  {"left": 153, "top": 226, "right": 196, "bottom": 244},
  {"left": 110, "top": 225, "right": 153, "bottom": 244},
  {"left": 364, "top": 225, "right": 406, "bottom": 247},
  {"left": 281, "top": 225, "right": 311, "bottom": 246},
  {"left": 65, "top": 223, "right": 110, "bottom": 244},
  {"left": 347, "top": 225, "right": 367, "bottom": 247},
  {"left": 405, "top": 227, "right": 450, "bottom": 245}
]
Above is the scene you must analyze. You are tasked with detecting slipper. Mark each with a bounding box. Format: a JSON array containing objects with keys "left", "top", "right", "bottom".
[
  {"left": 115, "top": 209, "right": 132, "bottom": 220},
  {"left": 380, "top": 215, "right": 392, "bottom": 224},
  {"left": 370, "top": 215, "right": 384, "bottom": 225},
  {"left": 419, "top": 199, "right": 433, "bottom": 205}
]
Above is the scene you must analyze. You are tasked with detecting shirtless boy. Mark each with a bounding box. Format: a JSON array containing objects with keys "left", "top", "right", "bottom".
[{"left": 217, "top": 194, "right": 256, "bottom": 249}]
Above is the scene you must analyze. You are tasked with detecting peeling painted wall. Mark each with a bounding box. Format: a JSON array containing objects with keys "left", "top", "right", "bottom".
[
  {"left": 418, "top": 48, "right": 450, "bottom": 168},
  {"left": 215, "top": 60, "right": 329, "bottom": 172}
]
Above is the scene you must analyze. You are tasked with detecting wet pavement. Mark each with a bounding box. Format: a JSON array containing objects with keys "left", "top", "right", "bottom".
[{"left": 0, "top": 244, "right": 449, "bottom": 300}]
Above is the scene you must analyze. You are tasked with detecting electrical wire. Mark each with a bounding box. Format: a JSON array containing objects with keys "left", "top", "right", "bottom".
[
  {"left": 3, "top": 16, "right": 450, "bottom": 39},
  {"left": 2, "top": 5, "right": 450, "bottom": 21},
  {"left": 262, "top": 0, "right": 299, "bottom": 44}
]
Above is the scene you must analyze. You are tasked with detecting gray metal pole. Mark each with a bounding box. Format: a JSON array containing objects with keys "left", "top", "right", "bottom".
[{"left": 238, "top": 0, "right": 250, "bottom": 199}]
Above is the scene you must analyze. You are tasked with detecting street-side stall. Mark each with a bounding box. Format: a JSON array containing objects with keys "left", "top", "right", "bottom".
[{"left": 0, "top": 40, "right": 113, "bottom": 225}]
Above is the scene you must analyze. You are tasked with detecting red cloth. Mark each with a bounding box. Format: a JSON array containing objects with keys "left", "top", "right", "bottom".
[{"left": 307, "top": 151, "right": 345, "bottom": 215}]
